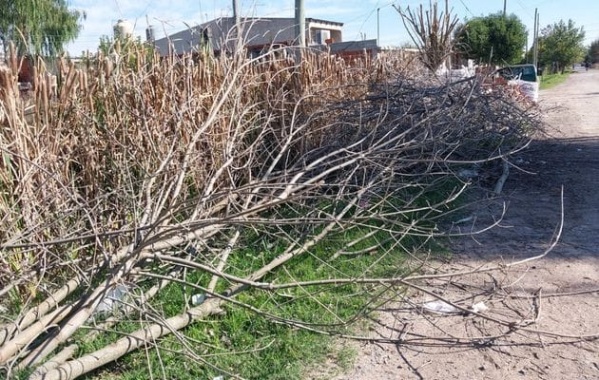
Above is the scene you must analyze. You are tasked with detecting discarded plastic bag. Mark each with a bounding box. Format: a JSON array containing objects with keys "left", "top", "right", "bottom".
[
  {"left": 422, "top": 300, "right": 461, "bottom": 315},
  {"left": 95, "top": 284, "right": 131, "bottom": 316},
  {"left": 470, "top": 301, "right": 489, "bottom": 313},
  {"left": 191, "top": 293, "right": 207, "bottom": 306}
]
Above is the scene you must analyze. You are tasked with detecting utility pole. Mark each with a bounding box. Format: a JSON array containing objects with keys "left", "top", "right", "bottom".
[
  {"left": 533, "top": 9, "right": 539, "bottom": 69},
  {"left": 232, "top": 0, "right": 240, "bottom": 45},
  {"left": 232, "top": 0, "right": 240, "bottom": 28},
  {"left": 295, "top": 0, "right": 305, "bottom": 48},
  {"left": 377, "top": 7, "right": 380, "bottom": 46},
  {"left": 531, "top": 8, "right": 537, "bottom": 67},
  {"left": 503, "top": 0, "right": 507, "bottom": 16}
]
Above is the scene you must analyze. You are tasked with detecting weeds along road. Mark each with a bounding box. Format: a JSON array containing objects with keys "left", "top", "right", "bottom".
[{"left": 330, "top": 70, "right": 599, "bottom": 380}]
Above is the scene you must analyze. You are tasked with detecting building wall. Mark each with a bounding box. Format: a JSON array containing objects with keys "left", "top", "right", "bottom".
[{"left": 153, "top": 17, "right": 343, "bottom": 57}]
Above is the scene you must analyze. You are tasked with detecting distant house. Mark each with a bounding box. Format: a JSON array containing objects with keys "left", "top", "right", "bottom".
[
  {"left": 329, "top": 39, "right": 379, "bottom": 61},
  {"left": 153, "top": 17, "right": 344, "bottom": 57}
]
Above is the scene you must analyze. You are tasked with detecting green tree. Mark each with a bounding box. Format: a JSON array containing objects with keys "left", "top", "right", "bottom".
[
  {"left": 587, "top": 38, "right": 599, "bottom": 64},
  {"left": 0, "top": 0, "right": 85, "bottom": 56},
  {"left": 539, "top": 19, "right": 585, "bottom": 73},
  {"left": 455, "top": 12, "right": 527, "bottom": 65}
]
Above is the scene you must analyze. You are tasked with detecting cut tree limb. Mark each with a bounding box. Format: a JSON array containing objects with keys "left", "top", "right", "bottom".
[
  {"left": 0, "top": 276, "right": 82, "bottom": 346},
  {"left": 28, "top": 344, "right": 77, "bottom": 378},
  {"left": 494, "top": 159, "right": 510, "bottom": 194},
  {"left": 31, "top": 298, "right": 224, "bottom": 380}
]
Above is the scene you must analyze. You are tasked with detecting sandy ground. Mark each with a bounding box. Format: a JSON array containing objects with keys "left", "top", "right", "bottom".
[{"left": 326, "top": 69, "right": 599, "bottom": 380}]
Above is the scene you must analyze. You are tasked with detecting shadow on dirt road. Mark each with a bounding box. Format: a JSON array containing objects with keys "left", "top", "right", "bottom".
[
  {"left": 330, "top": 71, "right": 599, "bottom": 380},
  {"left": 450, "top": 134, "right": 599, "bottom": 259},
  {"left": 451, "top": 71, "right": 599, "bottom": 260}
]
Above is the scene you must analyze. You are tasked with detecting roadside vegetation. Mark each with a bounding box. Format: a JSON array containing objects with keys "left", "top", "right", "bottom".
[
  {"left": 452, "top": 7, "right": 585, "bottom": 78},
  {"left": 586, "top": 38, "right": 599, "bottom": 67},
  {"left": 0, "top": 36, "right": 543, "bottom": 379},
  {"left": 455, "top": 12, "right": 528, "bottom": 66},
  {"left": 540, "top": 71, "right": 572, "bottom": 90},
  {"left": 0, "top": 0, "right": 84, "bottom": 55},
  {"left": 536, "top": 19, "right": 586, "bottom": 74}
]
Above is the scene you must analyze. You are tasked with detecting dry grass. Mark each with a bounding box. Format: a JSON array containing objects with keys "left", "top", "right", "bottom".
[{"left": 0, "top": 47, "right": 393, "bottom": 281}]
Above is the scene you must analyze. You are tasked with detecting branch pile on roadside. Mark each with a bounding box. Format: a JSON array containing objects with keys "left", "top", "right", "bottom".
[{"left": 0, "top": 45, "right": 543, "bottom": 379}]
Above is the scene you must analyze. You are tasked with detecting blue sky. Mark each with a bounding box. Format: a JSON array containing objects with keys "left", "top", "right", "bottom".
[{"left": 66, "top": 0, "right": 599, "bottom": 56}]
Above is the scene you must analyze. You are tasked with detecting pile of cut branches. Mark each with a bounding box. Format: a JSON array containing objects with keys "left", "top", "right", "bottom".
[{"left": 0, "top": 44, "right": 541, "bottom": 379}]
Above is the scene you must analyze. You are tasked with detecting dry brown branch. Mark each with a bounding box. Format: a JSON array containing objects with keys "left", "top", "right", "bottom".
[
  {"left": 31, "top": 298, "right": 225, "bottom": 380},
  {"left": 0, "top": 304, "right": 75, "bottom": 365},
  {"left": 28, "top": 344, "right": 77, "bottom": 379},
  {"left": 394, "top": 0, "right": 460, "bottom": 72},
  {"left": 0, "top": 276, "right": 82, "bottom": 346}
]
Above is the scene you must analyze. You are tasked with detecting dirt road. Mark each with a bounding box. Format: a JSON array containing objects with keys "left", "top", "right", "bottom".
[{"left": 330, "top": 71, "right": 599, "bottom": 380}]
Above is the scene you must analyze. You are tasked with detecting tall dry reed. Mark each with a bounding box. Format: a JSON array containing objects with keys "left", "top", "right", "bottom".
[{"left": 0, "top": 45, "right": 413, "bottom": 293}]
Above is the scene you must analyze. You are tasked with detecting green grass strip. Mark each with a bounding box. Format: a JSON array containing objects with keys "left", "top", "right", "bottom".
[{"left": 539, "top": 72, "right": 572, "bottom": 90}]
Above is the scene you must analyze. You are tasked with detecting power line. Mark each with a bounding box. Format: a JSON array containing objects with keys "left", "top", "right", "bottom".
[
  {"left": 515, "top": 0, "right": 535, "bottom": 20},
  {"left": 459, "top": 0, "right": 473, "bottom": 17},
  {"left": 113, "top": 0, "right": 123, "bottom": 19}
]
